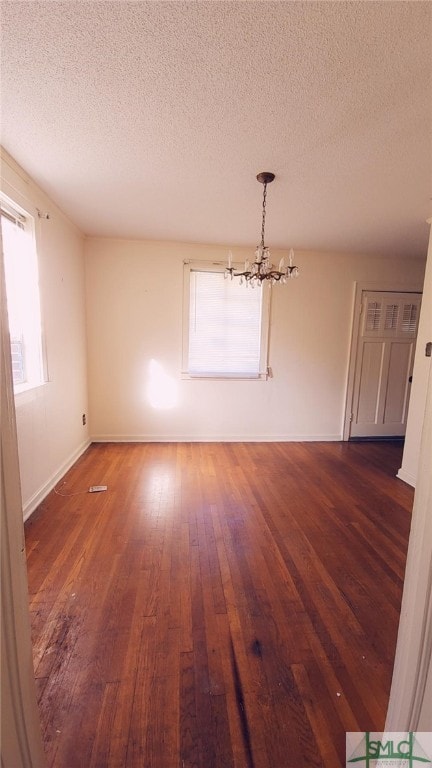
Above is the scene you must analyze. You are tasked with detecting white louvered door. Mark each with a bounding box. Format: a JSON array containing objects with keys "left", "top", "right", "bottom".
[{"left": 350, "top": 291, "right": 422, "bottom": 437}]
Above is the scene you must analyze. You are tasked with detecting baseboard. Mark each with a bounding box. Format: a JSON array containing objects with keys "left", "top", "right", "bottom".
[
  {"left": 90, "top": 433, "right": 343, "bottom": 443},
  {"left": 396, "top": 467, "right": 417, "bottom": 488},
  {"left": 23, "top": 439, "right": 92, "bottom": 521},
  {"left": 349, "top": 436, "right": 405, "bottom": 442}
]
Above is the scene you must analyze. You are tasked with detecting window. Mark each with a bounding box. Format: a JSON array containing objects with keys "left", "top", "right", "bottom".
[
  {"left": 365, "top": 301, "right": 381, "bottom": 332},
  {"left": 1, "top": 196, "right": 45, "bottom": 392},
  {"left": 402, "top": 303, "right": 418, "bottom": 334},
  {"left": 182, "top": 261, "right": 270, "bottom": 378}
]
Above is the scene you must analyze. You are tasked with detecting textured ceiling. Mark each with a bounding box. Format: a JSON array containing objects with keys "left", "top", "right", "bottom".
[{"left": 1, "top": 1, "right": 431, "bottom": 258}]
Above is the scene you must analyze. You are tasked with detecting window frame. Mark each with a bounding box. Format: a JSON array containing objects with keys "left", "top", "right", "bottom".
[
  {"left": 182, "top": 259, "right": 271, "bottom": 380},
  {"left": 1, "top": 192, "right": 47, "bottom": 395}
]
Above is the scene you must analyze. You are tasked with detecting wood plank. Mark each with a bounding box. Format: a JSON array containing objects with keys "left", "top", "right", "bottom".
[{"left": 24, "top": 441, "right": 413, "bottom": 767}]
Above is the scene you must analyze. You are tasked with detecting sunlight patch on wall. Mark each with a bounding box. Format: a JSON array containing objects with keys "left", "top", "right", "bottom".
[{"left": 147, "top": 359, "right": 178, "bottom": 410}]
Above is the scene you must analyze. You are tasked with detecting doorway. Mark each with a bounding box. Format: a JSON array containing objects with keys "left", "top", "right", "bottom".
[{"left": 344, "top": 287, "right": 422, "bottom": 440}]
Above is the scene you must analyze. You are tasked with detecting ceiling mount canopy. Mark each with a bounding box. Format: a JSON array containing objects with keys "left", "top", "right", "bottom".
[
  {"left": 256, "top": 171, "right": 275, "bottom": 185},
  {"left": 226, "top": 172, "right": 299, "bottom": 286}
]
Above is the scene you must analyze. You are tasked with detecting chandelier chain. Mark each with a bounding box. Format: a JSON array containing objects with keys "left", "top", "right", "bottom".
[{"left": 260, "top": 183, "right": 267, "bottom": 248}]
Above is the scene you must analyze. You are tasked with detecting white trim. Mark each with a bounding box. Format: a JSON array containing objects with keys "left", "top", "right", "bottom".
[
  {"left": 90, "top": 433, "right": 342, "bottom": 443},
  {"left": 386, "top": 363, "right": 432, "bottom": 729},
  {"left": 1, "top": 232, "right": 47, "bottom": 766},
  {"left": 396, "top": 467, "right": 417, "bottom": 488},
  {"left": 343, "top": 281, "right": 424, "bottom": 441},
  {"left": 22, "top": 439, "right": 91, "bottom": 521}
]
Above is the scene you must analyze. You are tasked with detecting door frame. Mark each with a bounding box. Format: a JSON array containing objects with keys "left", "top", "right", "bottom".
[
  {"left": 343, "top": 280, "right": 424, "bottom": 441},
  {"left": 1, "top": 250, "right": 46, "bottom": 765},
  {"left": 386, "top": 360, "right": 432, "bottom": 728}
]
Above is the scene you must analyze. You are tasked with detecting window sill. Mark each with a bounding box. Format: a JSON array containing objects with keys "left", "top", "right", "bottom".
[
  {"left": 181, "top": 372, "right": 269, "bottom": 381},
  {"left": 14, "top": 380, "right": 47, "bottom": 398}
]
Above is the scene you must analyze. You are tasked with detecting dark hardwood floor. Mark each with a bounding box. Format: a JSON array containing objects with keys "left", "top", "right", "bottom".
[{"left": 25, "top": 441, "right": 413, "bottom": 768}]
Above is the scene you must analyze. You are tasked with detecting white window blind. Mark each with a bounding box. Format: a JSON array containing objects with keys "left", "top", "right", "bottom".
[
  {"left": 385, "top": 303, "right": 399, "bottom": 330},
  {"left": 365, "top": 301, "right": 382, "bottom": 332},
  {"left": 184, "top": 265, "right": 269, "bottom": 378},
  {"left": 402, "top": 303, "right": 418, "bottom": 334}
]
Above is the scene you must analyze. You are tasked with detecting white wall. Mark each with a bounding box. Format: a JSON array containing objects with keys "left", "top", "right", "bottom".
[
  {"left": 398, "top": 221, "right": 432, "bottom": 487},
  {"left": 85, "top": 238, "right": 426, "bottom": 442},
  {"left": 1, "top": 150, "right": 89, "bottom": 517}
]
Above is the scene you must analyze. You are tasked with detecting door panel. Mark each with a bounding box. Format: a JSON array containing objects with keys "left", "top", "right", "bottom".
[
  {"left": 357, "top": 342, "right": 385, "bottom": 423},
  {"left": 350, "top": 291, "right": 421, "bottom": 438},
  {"left": 384, "top": 342, "right": 413, "bottom": 424}
]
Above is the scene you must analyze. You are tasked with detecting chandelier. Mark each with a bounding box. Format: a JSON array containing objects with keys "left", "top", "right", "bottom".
[{"left": 226, "top": 172, "right": 299, "bottom": 285}]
